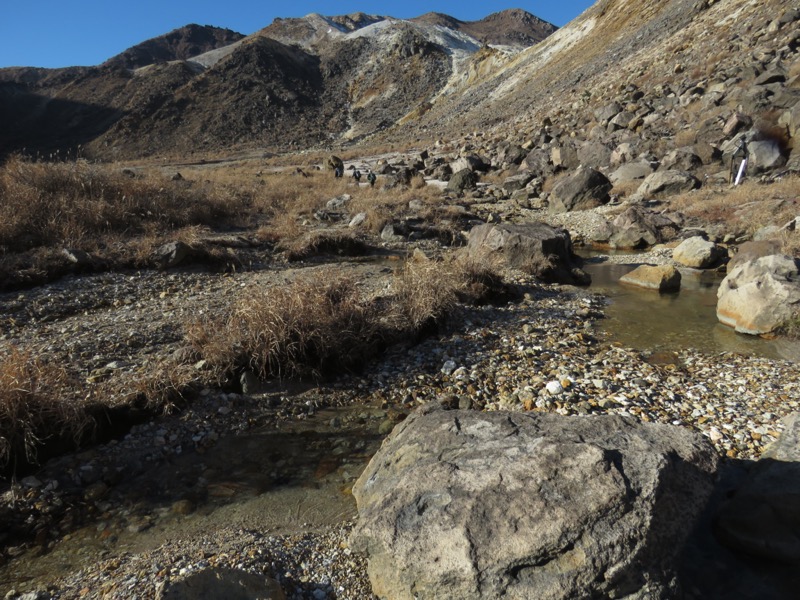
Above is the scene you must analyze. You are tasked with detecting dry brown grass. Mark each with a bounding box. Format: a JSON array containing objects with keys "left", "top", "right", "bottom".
[
  {"left": 122, "top": 359, "right": 199, "bottom": 414},
  {"left": 391, "top": 257, "right": 459, "bottom": 331},
  {"left": 0, "top": 156, "right": 248, "bottom": 254},
  {"left": 668, "top": 176, "right": 800, "bottom": 246},
  {"left": 184, "top": 252, "right": 504, "bottom": 383},
  {"left": 185, "top": 277, "right": 385, "bottom": 381},
  {"left": 610, "top": 179, "right": 642, "bottom": 199},
  {"left": 0, "top": 348, "right": 92, "bottom": 468}
]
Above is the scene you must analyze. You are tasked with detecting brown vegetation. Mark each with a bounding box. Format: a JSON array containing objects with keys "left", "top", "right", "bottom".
[
  {"left": 0, "top": 349, "right": 92, "bottom": 468},
  {"left": 0, "top": 156, "right": 245, "bottom": 253},
  {"left": 185, "top": 251, "right": 508, "bottom": 385},
  {"left": 668, "top": 176, "right": 800, "bottom": 246}
]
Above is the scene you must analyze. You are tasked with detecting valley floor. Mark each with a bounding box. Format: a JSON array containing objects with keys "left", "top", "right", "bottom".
[{"left": 2, "top": 253, "right": 799, "bottom": 598}]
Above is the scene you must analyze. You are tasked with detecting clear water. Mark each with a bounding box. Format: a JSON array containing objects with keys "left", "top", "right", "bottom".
[{"left": 582, "top": 258, "right": 800, "bottom": 362}]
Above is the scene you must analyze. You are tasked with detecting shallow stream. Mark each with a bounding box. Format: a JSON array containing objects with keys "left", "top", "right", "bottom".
[{"left": 583, "top": 257, "right": 800, "bottom": 362}]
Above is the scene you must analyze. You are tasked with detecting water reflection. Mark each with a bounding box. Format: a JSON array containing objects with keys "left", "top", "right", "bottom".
[{"left": 583, "top": 260, "right": 800, "bottom": 362}]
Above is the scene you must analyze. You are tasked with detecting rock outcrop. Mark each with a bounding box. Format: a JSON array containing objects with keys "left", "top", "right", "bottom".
[
  {"left": 607, "top": 206, "right": 682, "bottom": 249},
  {"left": 351, "top": 409, "right": 718, "bottom": 600},
  {"left": 717, "top": 254, "right": 800, "bottom": 335},
  {"left": 466, "top": 222, "right": 589, "bottom": 285},
  {"left": 548, "top": 166, "right": 612, "bottom": 213},
  {"left": 673, "top": 236, "right": 727, "bottom": 269}
]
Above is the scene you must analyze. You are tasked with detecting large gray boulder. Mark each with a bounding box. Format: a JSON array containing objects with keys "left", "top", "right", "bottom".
[
  {"left": 660, "top": 148, "right": 703, "bottom": 171},
  {"left": 153, "top": 241, "right": 194, "bottom": 269},
  {"left": 450, "top": 154, "right": 490, "bottom": 173},
  {"left": 728, "top": 240, "right": 782, "bottom": 271},
  {"left": 466, "top": 222, "right": 589, "bottom": 285},
  {"left": 548, "top": 166, "right": 612, "bottom": 213},
  {"left": 577, "top": 141, "right": 613, "bottom": 168},
  {"left": 502, "top": 172, "right": 535, "bottom": 193},
  {"left": 747, "top": 139, "right": 786, "bottom": 173},
  {"left": 717, "top": 254, "right": 800, "bottom": 334},
  {"left": 609, "top": 161, "right": 656, "bottom": 184},
  {"left": 351, "top": 409, "right": 718, "bottom": 600},
  {"left": 447, "top": 168, "right": 479, "bottom": 193},
  {"left": 609, "top": 206, "right": 681, "bottom": 249},
  {"left": 673, "top": 236, "right": 727, "bottom": 268},
  {"left": 550, "top": 144, "right": 580, "bottom": 170},
  {"left": 637, "top": 170, "right": 700, "bottom": 198},
  {"left": 716, "top": 412, "right": 800, "bottom": 564},
  {"left": 522, "top": 148, "right": 555, "bottom": 178}
]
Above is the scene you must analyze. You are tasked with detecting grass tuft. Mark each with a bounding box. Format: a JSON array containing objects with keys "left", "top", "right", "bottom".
[{"left": 0, "top": 349, "right": 92, "bottom": 468}]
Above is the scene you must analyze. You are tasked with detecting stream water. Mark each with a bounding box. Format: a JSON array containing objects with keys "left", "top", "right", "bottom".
[
  {"left": 0, "top": 406, "right": 387, "bottom": 594},
  {"left": 583, "top": 257, "right": 800, "bottom": 362}
]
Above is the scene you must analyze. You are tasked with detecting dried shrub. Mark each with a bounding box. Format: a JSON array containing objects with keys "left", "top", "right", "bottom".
[
  {"left": 280, "top": 230, "right": 367, "bottom": 261},
  {"left": 610, "top": 179, "right": 642, "bottom": 199},
  {"left": 392, "top": 257, "right": 459, "bottom": 331},
  {"left": 186, "top": 277, "right": 384, "bottom": 381},
  {"left": 125, "top": 359, "right": 199, "bottom": 414},
  {"left": 0, "top": 348, "right": 91, "bottom": 468},
  {"left": 446, "top": 252, "right": 516, "bottom": 305},
  {"left": 184, "top": 254, "right": 507, "bottom": 383}
]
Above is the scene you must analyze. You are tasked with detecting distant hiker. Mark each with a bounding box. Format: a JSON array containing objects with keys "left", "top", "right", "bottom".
[
  {"left": 353, "top": 169, "right": 362, "bottom": 182},
  {"left": 367, "top": 170, "right": 377, "bottom": 187}
]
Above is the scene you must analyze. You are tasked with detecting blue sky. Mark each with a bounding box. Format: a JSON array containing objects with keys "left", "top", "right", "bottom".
[{"left": 0, "top": 1, "right": 595, "bottom": 69}]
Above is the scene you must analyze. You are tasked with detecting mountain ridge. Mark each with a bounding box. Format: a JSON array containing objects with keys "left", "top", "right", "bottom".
[{"left": 0, "top": 8, "right": 554, "bottom": 159}]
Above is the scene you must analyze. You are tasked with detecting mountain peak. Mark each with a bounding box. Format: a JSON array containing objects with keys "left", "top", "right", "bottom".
[
  {"left": 103, "top": 24, "right": 245, "bottom": 70},
  {"left": 413, "top": 8, "right": 556, "bottom": 47}
]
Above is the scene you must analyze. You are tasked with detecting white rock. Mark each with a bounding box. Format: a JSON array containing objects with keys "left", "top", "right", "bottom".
[{"left": 546, "top": 381, "right": 564, "bottom": 395}]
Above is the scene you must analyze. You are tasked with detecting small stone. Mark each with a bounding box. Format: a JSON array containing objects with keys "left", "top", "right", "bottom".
[{"left": 546, "top": 381, "right": 564, "bottom": 395}]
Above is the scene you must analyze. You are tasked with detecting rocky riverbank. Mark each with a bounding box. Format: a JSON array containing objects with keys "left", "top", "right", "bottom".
[{"left": 2, "top": 254, "right": 800, "bottom": 598}]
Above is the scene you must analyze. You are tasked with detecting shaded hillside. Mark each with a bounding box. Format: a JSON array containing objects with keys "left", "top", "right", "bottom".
[
  {"left": 101, "top": 37, "right": 332, "bottom": 157},
  {"left": 103, "top": 24, "right": 245, "bottom": 70}
]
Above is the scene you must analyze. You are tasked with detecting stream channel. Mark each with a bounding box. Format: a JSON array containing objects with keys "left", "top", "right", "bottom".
[
  {"left": 5, "top": 254, "right": 800, "bottom": 594},
  {"left": 582, "top": 254, "right": 800, "bottom": 363}
]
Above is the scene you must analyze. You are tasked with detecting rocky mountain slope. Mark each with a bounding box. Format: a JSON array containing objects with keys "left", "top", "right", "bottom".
[
  {"left": 0, "top": 9, "right": 553, "bottom": 160},
  {"left": 414, "top": 0, "right": 798, "bottom": 156}
]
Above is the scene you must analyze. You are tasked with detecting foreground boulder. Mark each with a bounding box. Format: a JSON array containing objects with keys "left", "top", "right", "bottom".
[
  {"left": 716, "top": 412, "right": 800, "bottom": 564},
  {"left": 351, "top": 409, "right": 718, "bottom": 600},
  {"left": 717, "top": 254, "right": 800, "bottom": 334},
  {"left": 466, "top": 222, "right": 589, "bottom": 285}
]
